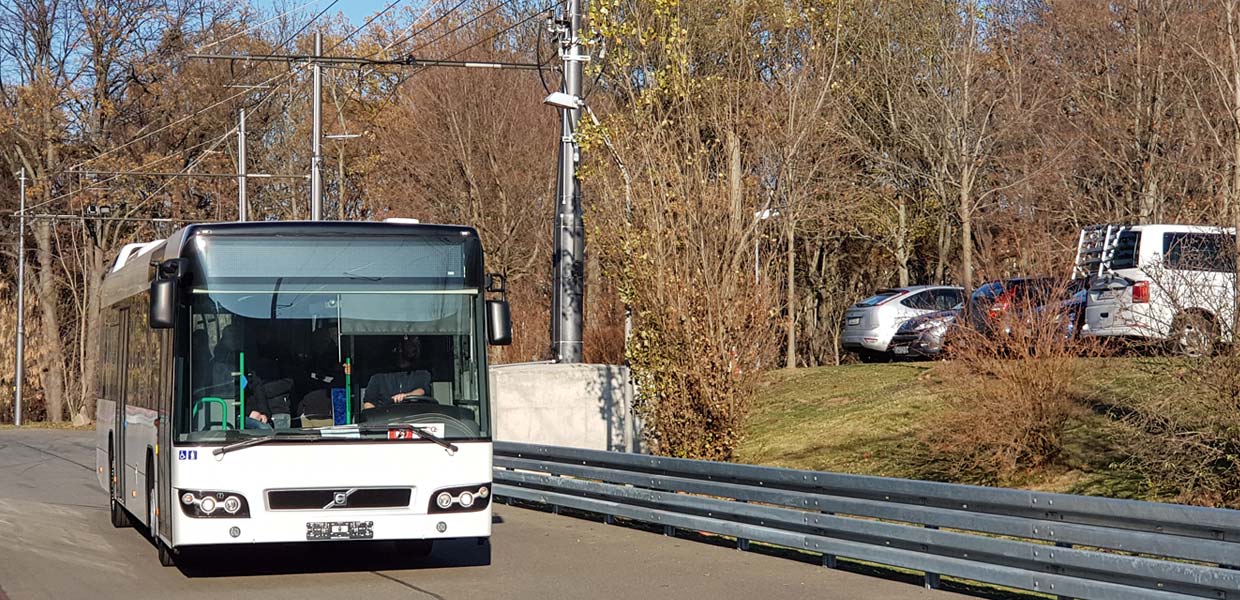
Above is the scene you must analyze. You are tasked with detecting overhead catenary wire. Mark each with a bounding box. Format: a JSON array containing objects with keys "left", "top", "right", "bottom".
[
  {"left": 193, "top": 0, "right": 328, "bottom": 53},
  {"left": 367, "top": 0, "right": 452, "bottom": 60},
  {"left": 403, "top": 0, "right": 524, "bottom": 57},
  {"left": 326, "top": 0, "right": 405, "bottom": 53},
  {"left": 72, "top": 0, "right": 347, "bottom": 172},
  {"left": 369, "top": 0, "right": 471, "bottom": 59},
  {"left": 422, "top": 0, "right": 565, "bottom": 67}
]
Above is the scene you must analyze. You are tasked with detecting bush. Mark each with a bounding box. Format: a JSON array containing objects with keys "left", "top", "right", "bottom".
[
  {"left": 921, "top": 288, "right": 1097, "bottom": 483},
  {"left": 1118, "top": 355, "right": 1240, "bottom": 508}
]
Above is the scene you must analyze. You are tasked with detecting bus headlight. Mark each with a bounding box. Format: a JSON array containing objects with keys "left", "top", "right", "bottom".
[
  {"left": 177, "top": 489, "right": 251, "bottom": 518},
  {"left": 428, "top": 484, "right": 491, "bottom": 514}
]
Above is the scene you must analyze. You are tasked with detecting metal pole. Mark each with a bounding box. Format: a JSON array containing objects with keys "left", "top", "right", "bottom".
[
  {"left": 311, "top": 31, "right": 323, "bottom": 221},
  {"left": 551, "top": 0, "right": 585, "bottom": 363},
  {"left": 14, "top": 168, "right": 26, "bottom": 426},
  {"left": 238, "top": 108, "right": 248, "bottom": 221}
]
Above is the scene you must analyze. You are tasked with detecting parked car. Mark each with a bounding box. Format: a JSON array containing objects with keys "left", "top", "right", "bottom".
[
  {"left": 1036, "top": 281, "right": 1088, "bottom": 340},
  {"left": 1075, "top": 224, "right": 1235, "bottom": 356},
  {"left": 842, "top": 285, "right": 965, "bottom": 361},
  {"left": 961, "top": 277, "right": 1060, "bottom": 336},
  {"left": 888, "top": 304, "right": 961, "bottom": 359}
]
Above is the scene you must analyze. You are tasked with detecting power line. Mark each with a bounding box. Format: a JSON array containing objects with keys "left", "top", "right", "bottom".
[
  {"left": 326, "top": 0, "right": 404, "bottom": 53},
  {"left": 374, "top": 0, "right": 470, "bottom": 59},
  {"left": 72, "top": 0, "right": 346, "bottom": 172},
  {"left": 368, "top": 0, "right": 453, "bottom": 59},
  {"left": 193, "top": 0, "right": 328, "bottom": 53},
  {"left": 406, "top": 0, "right": 522, "bottom": 57},
  {"left": 69, "top": 68, "right": 296, "bottom": 171}
]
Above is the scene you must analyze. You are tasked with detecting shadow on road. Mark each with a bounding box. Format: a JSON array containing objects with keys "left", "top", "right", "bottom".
[{"left": 172, "top": 538, "right": 491, "bottom": 577}]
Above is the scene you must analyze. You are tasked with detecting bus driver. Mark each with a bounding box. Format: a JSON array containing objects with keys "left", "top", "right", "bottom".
[{"left": 362, "top": 335, "right": 433, "bottom": 409}]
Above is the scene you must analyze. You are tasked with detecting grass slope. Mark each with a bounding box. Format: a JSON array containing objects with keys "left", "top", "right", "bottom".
[{"left": 736, "top": 359, "right": 1156, "bottom": 499}]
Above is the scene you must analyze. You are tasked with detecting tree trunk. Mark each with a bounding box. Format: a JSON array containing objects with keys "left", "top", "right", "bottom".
[
  {"left": 785, "top": 221, "right": 796, "bottom": 369},
  {"left": 935, "top": 217, "right": 952, "bottom": 284},
  {"left": 35, "top": 220, "right": 67, "bottom": 422},
  {"left": 79, "top": 245, "right": 106, "bottom": 421},
  {"left": 726, "top": 131, "right": 743, "bottom": 233},
  {"left": 959, "top": 179, "right": 974, "bottom": 295},
  {"left": 896, "top": 195, "right": 910, "bottom": 286}
]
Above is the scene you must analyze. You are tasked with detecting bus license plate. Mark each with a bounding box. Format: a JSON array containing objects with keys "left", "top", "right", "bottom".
[{"left": 306, "top": 521, "right": 374, "bottom": 541}]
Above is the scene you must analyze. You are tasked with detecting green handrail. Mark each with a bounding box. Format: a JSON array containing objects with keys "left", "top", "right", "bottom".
[
  {"left": 192, "top": 397, "right": 230, "bottom": 430},
  {"left": 345, "top": 358, "right": 352, "bottom": 425}
]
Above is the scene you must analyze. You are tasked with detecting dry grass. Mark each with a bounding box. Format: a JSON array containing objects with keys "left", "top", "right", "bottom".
[{"left": 736, "top": 359, "right": 1156, "bottom": 500}]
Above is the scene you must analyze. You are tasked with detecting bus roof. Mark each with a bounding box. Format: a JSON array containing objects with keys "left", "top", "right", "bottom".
[{"left": 101, "top": 220, "right": 481, "bottom": 307}]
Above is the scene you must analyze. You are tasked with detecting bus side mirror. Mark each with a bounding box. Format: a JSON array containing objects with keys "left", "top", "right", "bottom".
[
  {"left": 486, "top": 300, "right": 512, "bottom": 346},
  {"left": 150, "top": 280, "right": 177, "bottom": 329},
  {"left": 149, "top": 258, "right": 186, "bottom": 329}
]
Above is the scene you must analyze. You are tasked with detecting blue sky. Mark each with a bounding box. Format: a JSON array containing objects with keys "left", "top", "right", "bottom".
[{"left": 257, "top": 1, "right": 420, "bottom": 26}]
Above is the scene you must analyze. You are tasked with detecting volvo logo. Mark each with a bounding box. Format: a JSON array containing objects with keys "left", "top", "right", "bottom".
[{"left": 324, "top": 489, "right": 357, "bottom": 509}]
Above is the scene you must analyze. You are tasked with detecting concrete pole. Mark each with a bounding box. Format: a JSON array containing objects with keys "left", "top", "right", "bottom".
[
  {"left": 311, "top": 31, "right": 323, "bottom": 221},
  {"left": 14, "top": 168, "right": 26, "bottom": 426},
  {"left": 237, "top": 108, "right": 248, "bottom": 221},
  {"left": 551, "top": 0, "right": 585, "bottom": 363}
]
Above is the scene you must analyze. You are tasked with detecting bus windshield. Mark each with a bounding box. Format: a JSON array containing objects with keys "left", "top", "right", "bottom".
[{"left": 178, "top": 234, "right": 488, "bottom": 444}]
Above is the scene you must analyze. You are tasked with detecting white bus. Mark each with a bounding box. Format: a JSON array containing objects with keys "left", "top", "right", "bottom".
[{"left": 95, "top": 221, "right": 511, "bottom": 566}]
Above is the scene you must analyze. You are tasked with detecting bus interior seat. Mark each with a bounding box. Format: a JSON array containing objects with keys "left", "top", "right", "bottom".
[{"left": 432, "top": 381, "right": 453, "bottom": 405}]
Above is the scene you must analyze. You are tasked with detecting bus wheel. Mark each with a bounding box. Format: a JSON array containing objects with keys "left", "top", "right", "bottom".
[
  {"left": 147, "top": 464, "right": 175, "bottom": 567},
  {"left": 157, "top": 540, "right": 176, "bottom": 568},
  {"left": 109, "top": 439, "right": 131, "bottom": 528},
  {"left": 394, "top": 540, "right": 434, "bottom": 558}
]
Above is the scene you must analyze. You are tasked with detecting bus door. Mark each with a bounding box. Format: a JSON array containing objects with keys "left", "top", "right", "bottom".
[{"left": 114, "top": 306, "right": 130, "bottom": 506}]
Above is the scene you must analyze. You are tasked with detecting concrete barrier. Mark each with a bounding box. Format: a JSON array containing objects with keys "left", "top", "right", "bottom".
[{"left": 489, "top": 362, "right": 640, "bottom": 452}]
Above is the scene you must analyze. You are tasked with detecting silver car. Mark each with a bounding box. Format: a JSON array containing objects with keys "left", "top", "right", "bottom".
[{"left": 842, "top": 286, "right": 965, "bottom": 361}]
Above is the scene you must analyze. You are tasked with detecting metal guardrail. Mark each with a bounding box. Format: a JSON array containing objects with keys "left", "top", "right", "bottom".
[{"left": 493, "top": 442, "right": 1240, "bottom": 600}]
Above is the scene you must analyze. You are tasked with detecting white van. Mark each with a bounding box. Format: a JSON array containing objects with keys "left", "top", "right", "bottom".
[{"left": 1074, "top": 224, "right": 1236, "bottom": 356}]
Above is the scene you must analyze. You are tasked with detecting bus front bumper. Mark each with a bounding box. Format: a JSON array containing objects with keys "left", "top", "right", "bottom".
[{"left": 171, "top": 506, "right": 491, "bottom": 546}]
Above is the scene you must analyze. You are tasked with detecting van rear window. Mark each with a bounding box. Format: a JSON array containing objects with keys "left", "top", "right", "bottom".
[{"left": 1109, "top": 231, "right": 1141, "bottom": 270}]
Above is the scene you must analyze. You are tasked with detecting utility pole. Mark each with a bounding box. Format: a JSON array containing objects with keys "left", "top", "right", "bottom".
[
  {"left": 311, "top": 31, "right": 323, "bottom": 221},
  {"left": 550, "top": 0, "right": 586, "bottom": 363},
  {"left": 237, "top": 108, "right": 248, "bottom": 221},
  {"left": 14, "top": 168, "right": 26, "bottom": 427}
]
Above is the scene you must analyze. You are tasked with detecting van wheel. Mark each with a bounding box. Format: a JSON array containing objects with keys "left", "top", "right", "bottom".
[
  {"left": 1171, "top": 313, "right": 1216, "bottom": 358},
  {"left": 109, "top": 439, "right": 131, "bottom": 528}
]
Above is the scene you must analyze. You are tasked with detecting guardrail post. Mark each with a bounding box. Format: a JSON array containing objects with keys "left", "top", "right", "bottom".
[
  {"left": 1054, "top": 542, "right": 1072, "bottom": 600},
  {"left": 821, "top": 553, "right": 838, "bottom": 569},
  {"left": 737, "top": 499, "right": 749, "bottom": 551},
  {"left": 923, "top": 525, "right": 941, "bottom": 589},
  {"left": 663, "top": 524, "right": 675, "bottom": 537}
]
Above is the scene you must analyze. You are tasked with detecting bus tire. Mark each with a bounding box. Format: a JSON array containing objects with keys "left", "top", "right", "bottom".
[
  {"left": 147, "top": 460, "right": 175, "bottom": 567},
  {"left": 157, "top": 540, "right": 176, "bottom": 568},
  {"left": 109, "top": 438, "right": 131, "bottom": 528},
  {"left": 394, "top": 539, "right": 434, "bottom": 558}
]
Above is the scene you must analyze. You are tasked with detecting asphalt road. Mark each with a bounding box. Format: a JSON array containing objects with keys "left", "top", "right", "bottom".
[{"left": 0, "top": 429, "right": 972, "bottom": 600}]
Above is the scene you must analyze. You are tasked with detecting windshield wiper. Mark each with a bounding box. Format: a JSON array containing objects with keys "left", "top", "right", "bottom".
[
  {"left": 213, "top": 431, "right": 314, "bottom": 456},
  {"left": 359, "top": 424, "right": 459, "bottom": 453}
]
